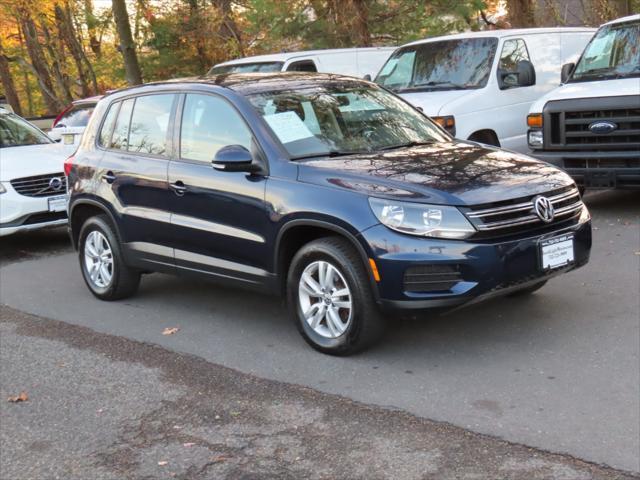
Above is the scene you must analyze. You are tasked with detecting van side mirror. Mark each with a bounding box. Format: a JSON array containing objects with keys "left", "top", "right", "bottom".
[
  {"left": 212, "top": 145, "right": 257, "bottom": 173},
  {"left": 498, "top": 60, "right": 536, "bottom": 89},
  {"left": 363, "top": 74, "right": 372, "bottom": 81},
  {"left": 561, "top": 62, "right": 575, "bottom": 83}
]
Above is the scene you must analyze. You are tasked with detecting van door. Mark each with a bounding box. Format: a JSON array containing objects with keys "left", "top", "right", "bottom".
[
  {"left": 167, "top": 93, "right": 271, "bottom": 287},
  {"left": 490, "top": 35, "right": 554, "bottom": 152},
  {"left": 96, "top": 94, "right": 178, "bottom": 270}
]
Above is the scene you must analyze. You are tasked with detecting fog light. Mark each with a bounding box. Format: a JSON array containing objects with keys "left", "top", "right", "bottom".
[{"left": 528, "top": 130, "right": 543, "bottom": 148}]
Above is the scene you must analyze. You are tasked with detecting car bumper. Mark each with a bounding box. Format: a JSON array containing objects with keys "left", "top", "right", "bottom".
[
  {"left": 0, "top": 183, "right": 68, "bottom": 236},
  {"left": 530, "top": 150, "right": 640, "bottom": 189},
  {"left": 360, "top": 213, "right": 591, "bottom": 313}
]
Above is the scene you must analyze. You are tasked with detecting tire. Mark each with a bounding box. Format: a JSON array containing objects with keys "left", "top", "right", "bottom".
[
  {"left": 287, "top": 236, "right": 385, "bottom": 356},
  {"left": 78, "top": 214, "right": 140, "bottom": 301},
  {"left": 508, "top": 280, "right": 547, "bottom": 297}
]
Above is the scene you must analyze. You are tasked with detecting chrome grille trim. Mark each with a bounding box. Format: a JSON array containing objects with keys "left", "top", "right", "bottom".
[
  {"left": 465, "top": 187, "right": 583, "bottom": 233},
  {"left": 10, "top": 173, "right": 66, "bottom": 198}
]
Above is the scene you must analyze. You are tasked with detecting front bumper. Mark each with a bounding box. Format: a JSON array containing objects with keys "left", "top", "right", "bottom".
[
  {"left": 360, "top": 214, "right": 591, "bottom": 313},
  {"left": 530, "top": 150, "right": 640, "bottom": 189},
  {"left": 0, "top": 182, "right": 68, "bottom": 236}
]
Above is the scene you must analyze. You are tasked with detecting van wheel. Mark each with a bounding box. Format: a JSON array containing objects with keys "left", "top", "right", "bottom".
[
  {"left": 287, "top": 237, "right": 385, "bottom": 356},
  {"left": 78, "top": 215, "right": 140, "bottom": 301},
  {"left": 508, "top": 280, "right": 547, "bottom": 297}
]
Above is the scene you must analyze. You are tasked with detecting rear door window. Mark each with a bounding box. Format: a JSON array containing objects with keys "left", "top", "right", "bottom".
[{"left": 127, "top": 94, "right": 176, "bottom": 156}]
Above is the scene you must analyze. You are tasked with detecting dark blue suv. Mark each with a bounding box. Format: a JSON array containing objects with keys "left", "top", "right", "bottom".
[{"left": 66, "top": 73, "right": 592, "bottom": 355}]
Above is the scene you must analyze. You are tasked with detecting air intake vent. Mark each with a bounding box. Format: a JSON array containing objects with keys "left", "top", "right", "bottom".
[{"left": 403, "top": 264, "right": 462, "bottom": 293}]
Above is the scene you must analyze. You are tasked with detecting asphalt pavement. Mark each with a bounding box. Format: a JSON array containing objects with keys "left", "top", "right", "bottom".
[{"left": 1, "top": 189, "right": 639, "bottom": 477}]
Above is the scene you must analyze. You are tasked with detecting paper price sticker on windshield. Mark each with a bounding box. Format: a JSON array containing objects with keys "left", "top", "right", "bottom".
[{"left": 264, "top": 111, "right": 314, "bottom": 144}]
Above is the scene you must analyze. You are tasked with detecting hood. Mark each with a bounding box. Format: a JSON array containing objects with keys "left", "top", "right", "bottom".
[
  {"left": 0, "top": 143, "right": 74, "bottom": 181},
  {"left": 297, "top": 142, "right": 574, "bottom": 206},
  {"left": 398, "top": 89, "right": 476, "bottom": 116},
  {"left": 530, "top": 77, "right": 640, "bottom": 113}
]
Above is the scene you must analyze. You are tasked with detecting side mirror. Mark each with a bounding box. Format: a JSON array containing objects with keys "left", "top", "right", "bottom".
[
  {"left": 212, "top": 145, "right": 257, "bottom": 173},
  {"left": 498, "top": 60, "right": 536, "bottom": 89},
  {"left": 561, "top": 62, "right": 575, "bottom": 83},
  {"left": 363, "top": 74, "right": 372, "bottom": 81}
]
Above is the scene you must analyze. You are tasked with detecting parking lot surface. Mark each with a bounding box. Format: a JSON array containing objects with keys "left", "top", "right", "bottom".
[{"left": 1, "top": 190, "right": 639, "bottom": 475}]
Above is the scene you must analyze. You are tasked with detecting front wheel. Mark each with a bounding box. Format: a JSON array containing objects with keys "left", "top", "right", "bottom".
[
  {"left": 287, "top": 237, "right": 385, "bottom": 355},
  {"left": 78, "top": 215, "right": 140, "bottom": 301}
]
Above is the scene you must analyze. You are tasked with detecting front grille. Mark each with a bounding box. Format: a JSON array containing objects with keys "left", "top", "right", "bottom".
[
  {"left": 564, "top": 157, "right": 640, "bottom": 169},
  {"left": 403, "top": 264, "right": 462, "bottom": 293},
  {"left": 464, "top": 186, "right": 583, "bottom": 238},
  {"left": 543, "top": 96, "right": 640, "bottom": 152},
  {"left": 10, "top": 173, "right": 67, "bottom": 197}
]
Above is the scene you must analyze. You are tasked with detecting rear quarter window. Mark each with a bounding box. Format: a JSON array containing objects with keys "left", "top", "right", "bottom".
[
  {"left": 98, "top": 102, "right": 120, "bottom": 148},
  {"left": 57, "top": 104, "right": 95, "bottom": 128}
]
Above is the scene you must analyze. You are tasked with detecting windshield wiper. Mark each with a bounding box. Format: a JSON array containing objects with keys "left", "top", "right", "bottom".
[
  {"left": 411, "top": 81, "right": 468, "bottom": 90},
  {"left": 291, "top": 150, "right": 369, "bottom": 161},
  {"left": 379, "top": 141, "right": 435, "bottom": 151}
]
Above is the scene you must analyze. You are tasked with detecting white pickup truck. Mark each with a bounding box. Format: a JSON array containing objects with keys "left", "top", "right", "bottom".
[{"left": 527, "top": 14, "right": 640, "bottom": 190}]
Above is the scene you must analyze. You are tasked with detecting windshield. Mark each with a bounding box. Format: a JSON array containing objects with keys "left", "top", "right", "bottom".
[
  {"left": 247, "top": 83, "right": 449, "bottom": 159},
  {"left": 375, "top": 38, "right": 498, "bottom": 92},
  {"left": 208, "top": 62, "right": 284, "bottom": 75},
  {"left": 0, "top": 112, "right": 52, "bottom": 148},
  {"left": 570, "top": 21, "right": 639, "bottom": 82}
]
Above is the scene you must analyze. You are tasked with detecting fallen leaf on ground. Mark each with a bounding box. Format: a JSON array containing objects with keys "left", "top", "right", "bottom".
[
  {"left": 183, "top": 442, "right": 195, "bottom": 448},
  {"left": 211, "top": 455, "right": 229, "bottom": 464},
  {"left": 634, "top": 251, "right": 640, "bottom": 256},
  {"left": 158, "top": 460, "right": 169, "bottom": 466},
  {"left": 7, "top": 392, "right": 28, "bottom": 403},
  {"left": 162, "top": 327, "right": 180, "bottom": 335}
]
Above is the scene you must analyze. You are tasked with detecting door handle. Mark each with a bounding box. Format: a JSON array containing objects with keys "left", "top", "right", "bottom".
[
  {"left": 170, "top": 180, "right": 187, "bottom": 196},
  {"left": 102, "top": 171, "right": 116, "bottom": 184}
]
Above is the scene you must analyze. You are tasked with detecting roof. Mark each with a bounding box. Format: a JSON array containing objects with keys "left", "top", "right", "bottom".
[
  {"left": 602, "top": 14, "right": 640, "bottom": 26},
  {"left": 215, "top": 47, "right": 397, "bottom": 67},
  {"left": 72, "top": 95, "right": 103, "bottom": 105},
  {"left": 106, "top": 72, "right": 373, "bottom": 99},
  {"left": 403, "top": 27, "right": 596, "bottom": 47}
]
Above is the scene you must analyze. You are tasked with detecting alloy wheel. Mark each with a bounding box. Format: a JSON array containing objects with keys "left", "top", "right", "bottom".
[{"left": 84, "top": 230, "right": 114, "bottom": 288}]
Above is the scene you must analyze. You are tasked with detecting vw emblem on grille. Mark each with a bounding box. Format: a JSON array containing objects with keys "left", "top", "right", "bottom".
[
  {"left": 588, "top": 121, "right": 617, "bottom": 134},
  {"left": 49, "top": 177, "right": 63, "bottom": 191},
  {"left": 533, "top": 196, "right": 555, "bottom": 223}
]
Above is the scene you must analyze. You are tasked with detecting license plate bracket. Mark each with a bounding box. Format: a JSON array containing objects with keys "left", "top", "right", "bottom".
[
  {"left": 48, "top": 194, "right": 67, "bottom": 213},
  {"left": 540, "top": 234, "right": 575, "bottom": 270}
]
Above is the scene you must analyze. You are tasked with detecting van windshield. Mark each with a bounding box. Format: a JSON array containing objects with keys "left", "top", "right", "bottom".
[
  {"left": 570, "top": 21, "right": 640, "bottom": 82},
  {"left": 208, "top": 62, "right": 284, "bottom": 75},
  {"left": 375, "top": 38, "right": 498, "bottom": 92}
]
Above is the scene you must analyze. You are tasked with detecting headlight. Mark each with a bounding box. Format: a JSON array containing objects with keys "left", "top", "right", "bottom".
[
  {"left": 369, "top": 198, "right": 476, "bottom": 239},
  {"left": 528, "top": 130, "right": 543, "bottom": 148},
  {"left": 0, "top": 183, "right": 6, "bottom": 194}
]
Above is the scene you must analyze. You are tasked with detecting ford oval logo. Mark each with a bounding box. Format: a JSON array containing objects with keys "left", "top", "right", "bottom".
[{"left": 589, "top": 121, "right": 617, "bottom": 134}]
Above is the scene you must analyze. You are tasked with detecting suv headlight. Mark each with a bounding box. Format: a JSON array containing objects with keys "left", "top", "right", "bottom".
[{"left": 369, "top": 198, "right": 476, "bottom": 239}]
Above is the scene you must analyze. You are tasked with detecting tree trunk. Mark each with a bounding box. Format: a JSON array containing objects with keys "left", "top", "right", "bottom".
[
  {"left": 83, "top": 0, "right": 101, "bottom": 56},
  {"left": 507, "top": 0, "right": 536, "bottom": 28},
  {"left": 188, "top": 0, "right": 209, "bottom": 71},
  {"left": 0, "top": 40, "right": 23, "bottom": 116},
  {"left": 112, "top": 0, "right": 143, "bottom": 85},
  {"left": 212, "top": 0, "right": 243, "bottom": 55},
  {"left": 17, "top": 23, "right": 34, "bottom": 116},
  {"left": 349, "top": 0, "right": 371, "bottom": 47},
  {"left": 40, "top": 17, "right": 73, "bottom": 104},
  {"left": 21, "top": 16, "right": 63, "bottom": 113}
]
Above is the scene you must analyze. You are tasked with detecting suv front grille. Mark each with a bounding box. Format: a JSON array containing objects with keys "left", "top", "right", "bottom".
[
  {"left": 464, "top": 186, "right": 583, "bottom": 238},
  {"left": 10, "top": 173, "right": 67, "bottom": 197}
]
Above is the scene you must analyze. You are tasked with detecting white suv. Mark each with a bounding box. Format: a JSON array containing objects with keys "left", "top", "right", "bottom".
[{"left": 0, "top": 108, "right": 74, "bottom": 236}]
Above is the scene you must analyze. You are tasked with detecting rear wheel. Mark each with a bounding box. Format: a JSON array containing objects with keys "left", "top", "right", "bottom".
[
  {"left": 78, "top": 215, "right": 140, "bottom": 300},
  {"left": 287, "top": 237, "right": 385, "bottom": 355}
]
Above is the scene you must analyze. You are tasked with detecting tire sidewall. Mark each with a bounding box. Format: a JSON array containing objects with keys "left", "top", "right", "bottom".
[
  {"left": 288, "top": 242, "right": 368, "bottom": 354},
  {"left": 78, "top": 216, "right": 120, "bottom": 298}
]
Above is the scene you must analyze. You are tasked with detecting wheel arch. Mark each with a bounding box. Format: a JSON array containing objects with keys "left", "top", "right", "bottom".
[
  {"left": 274, "top": 219, "right": 379, "bottom": 300},
  {"left": 468, "top": 129, "right": 500, "bottom": 147},
  {"left": 69, "top": 198, "right": 120, "bottom": 250}
]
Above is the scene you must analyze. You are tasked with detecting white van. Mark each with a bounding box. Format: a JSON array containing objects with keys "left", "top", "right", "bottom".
[
  {"left": 527, "top": 15, "right": 640, "bottom": 190},
  {"left": 209, "top": 47, "right": 396, "bottom": 80},
  {"left": 375, "top": 28, "right": 595, "bottom": 152}
]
